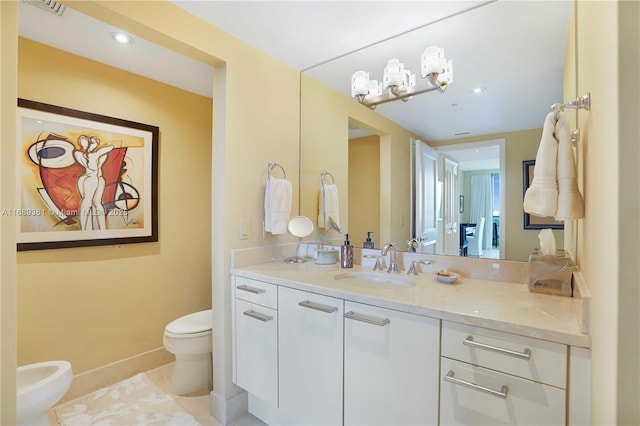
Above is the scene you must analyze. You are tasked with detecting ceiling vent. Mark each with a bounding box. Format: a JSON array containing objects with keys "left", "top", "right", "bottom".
[{"left": 22, "top": 0, "right": 66, "bottom": 16}]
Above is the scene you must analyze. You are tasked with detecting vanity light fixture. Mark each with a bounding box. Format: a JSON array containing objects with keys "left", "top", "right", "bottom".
[
  {"left": 110, "top": 32, "right": 134, "bottom": 45},
  {"left": 351, "top": 46, "right": 452, "bottom": 109}
]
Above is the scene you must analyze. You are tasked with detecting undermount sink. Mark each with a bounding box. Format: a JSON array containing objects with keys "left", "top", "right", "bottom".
[{"left": 333, "top": 271, "right": 416, "bottom": 288}]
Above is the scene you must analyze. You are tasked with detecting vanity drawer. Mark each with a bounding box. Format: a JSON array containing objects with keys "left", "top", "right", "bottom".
[
  {"left": 441, "top": 321, "right": 567, "bottom": 388},
  {"left": 440, "top": 357, "right": 565, "bottom": 426},
  {"left": 234, "top": 276, "right": 277, "bottom": 309}
]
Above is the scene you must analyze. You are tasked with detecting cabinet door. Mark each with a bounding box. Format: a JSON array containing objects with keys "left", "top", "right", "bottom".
[
  {"left": 344, "top": 301, "right": 440, "bottom": 426},
  {"left": 440, "top": 357, "right": 565, "bottom": 426},
  {"left": 278, "top": 287, "right": 343, "bottom": 426},
  {"left": 235, "top": 299, "right": 278, "bottom": 406}
]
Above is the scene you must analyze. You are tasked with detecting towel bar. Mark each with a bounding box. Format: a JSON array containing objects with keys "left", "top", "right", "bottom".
[
  {"left": 267, "top": 161, "right": 286, "bottom": 179},
  {"left": 321, "top": 170, "right": 335, "bottom": 185},
  {"left": 551, "top": 92, "right": 590, "bottom": 120}
]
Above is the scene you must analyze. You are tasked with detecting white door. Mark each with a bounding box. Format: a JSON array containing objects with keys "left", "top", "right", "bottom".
[
  {"left": 344, "top": 301, "right": 440, "bottom": 426},
  {"left": 234, "top": 299, "right": 278, "bottom": 406},
  {"left": 278, "top": 287, "right": 344, "bottom": 425},
  {"left": 443, "top": 158, "right": 459, "bottom": 255},
  {"left": 411, "top": 139, "right": 438, "bottom": 253}
]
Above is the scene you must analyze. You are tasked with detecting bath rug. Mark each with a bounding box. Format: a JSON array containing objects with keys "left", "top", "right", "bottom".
[{"left": 55, "top": 372, "right": 201, "bottom": 425}]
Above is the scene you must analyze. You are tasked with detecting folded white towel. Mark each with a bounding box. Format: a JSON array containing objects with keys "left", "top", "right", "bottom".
[
  {"left": 554, "top": 114, "right": 584, "bottom": 220},
  {"left": 524, "top": 112, "right": 559, "bottom": 217},
  {"left": 264, "top": 177, "right": 292, "bottom": 234},
  {"left": 318, "top": 184, "right": 340, "bottom": 230}
]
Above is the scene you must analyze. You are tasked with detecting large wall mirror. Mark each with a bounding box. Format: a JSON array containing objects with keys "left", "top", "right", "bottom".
[{"left": 300, "top": 1, "right": 575, "bottom": 262}]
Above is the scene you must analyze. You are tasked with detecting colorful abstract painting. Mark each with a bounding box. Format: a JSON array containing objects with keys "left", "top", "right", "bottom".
[{"left": 15, "top": 99, "right": 158, "bottom": 250}]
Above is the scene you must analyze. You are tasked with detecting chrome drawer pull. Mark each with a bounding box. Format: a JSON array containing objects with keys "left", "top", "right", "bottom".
[
  {"left": 463, "top": 336, "right": 531, "bottom": 360},
  {"left": 444, "top": 370, "right": 509, "bottom": 399},
  {"left": 298, "top": 300, "right": 338, "bottom": 314},
  {"left": 344, "top": 311, "right": 390, "bottom": 327},
  {"left": 237, "top": 284, "right": 266, "bottom": 294},
  {"left": 243, "top": 310, "right": 273, "bottom": 322}
]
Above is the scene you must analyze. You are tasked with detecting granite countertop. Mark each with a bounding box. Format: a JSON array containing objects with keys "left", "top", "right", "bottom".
[{"left": 231, "top": 261, "right": 591, "bottom": 348}]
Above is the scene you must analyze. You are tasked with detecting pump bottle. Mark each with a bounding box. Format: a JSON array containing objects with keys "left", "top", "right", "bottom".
[
  {"left": 341, "top": 234, "right": 354, "bottom": 268},
  {"left": 363, "top": 231, "right": 375, "bottom": 249}
]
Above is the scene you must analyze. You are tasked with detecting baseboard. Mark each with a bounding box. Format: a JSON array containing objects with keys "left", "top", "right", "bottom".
[
  {"left": 211, "top": 389, "right": 248, "bottom": 425},
  {"left": 59, "top": 347, "right": 174, "bottom": 404}
]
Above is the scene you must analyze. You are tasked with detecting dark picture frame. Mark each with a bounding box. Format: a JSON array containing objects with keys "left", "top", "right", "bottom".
[
  {"left": 522, "top": 159, "right": 564, "bottom": 230},
  {"left": 16, "top": 99, "right": 159, "bottom": 251}
]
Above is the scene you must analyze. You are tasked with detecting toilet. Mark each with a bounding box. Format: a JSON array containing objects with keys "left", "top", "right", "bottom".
[
  {"left": 17, "top": 360, "right": 73, "bottom": 426},
  {"left": 163, "top": 309, "right": 213, "bottom": 396}
]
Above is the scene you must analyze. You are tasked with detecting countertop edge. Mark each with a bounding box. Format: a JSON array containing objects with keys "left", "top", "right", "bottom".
[{"left": 231, "top": 266, "right": 591, "bottom": 349}]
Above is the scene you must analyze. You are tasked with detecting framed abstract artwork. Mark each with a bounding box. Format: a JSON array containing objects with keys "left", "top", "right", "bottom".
[
  {"left": 522, "top": 160, "right": 564, "bottom": 230},
  {"left": 15, "top": 99, "right": 159, "bottom": 251}
]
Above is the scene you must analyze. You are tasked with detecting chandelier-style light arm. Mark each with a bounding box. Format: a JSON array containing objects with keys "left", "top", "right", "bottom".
[{"left": 357, "top": 80, "right": 449, "bottom": 109}]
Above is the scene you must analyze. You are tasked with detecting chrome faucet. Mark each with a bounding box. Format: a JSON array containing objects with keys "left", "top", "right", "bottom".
[
  {"left": 381, "top": 243, "right": 399, "bottom": 273},
  {"left": 407, "top": 238, "right": 419, "bottom": 252}
]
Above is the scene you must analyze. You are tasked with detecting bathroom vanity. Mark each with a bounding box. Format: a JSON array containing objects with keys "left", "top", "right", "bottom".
[{"left": 230, "top": 259, "right": 590, "bottom": 426}]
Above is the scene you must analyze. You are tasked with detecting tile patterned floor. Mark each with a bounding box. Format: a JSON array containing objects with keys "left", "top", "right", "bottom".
[{"left": 48, "top": 363, "right": 266, "bottom": 426}]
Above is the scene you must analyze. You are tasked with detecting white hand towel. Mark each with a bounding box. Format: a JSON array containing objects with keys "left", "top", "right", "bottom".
[
  {"left": 318, "top": 184, "right": 340, "bottom": 230},
  {"left": 524, "top": 112, "right": 559, "bottom": 217},
  {"left": 554, "top": 114, "right": 584, "bottom": 220},
  {"left": 264, "top": 177, "right": 292, "bottom": 234}
]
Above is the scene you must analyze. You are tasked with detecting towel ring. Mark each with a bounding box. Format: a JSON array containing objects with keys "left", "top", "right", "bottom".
[
  {"left": 321, "top": 170, "right": 335, "bottom": 185},
  {"left": 268, "top": 161, "right": 286, "bottom": 179}
]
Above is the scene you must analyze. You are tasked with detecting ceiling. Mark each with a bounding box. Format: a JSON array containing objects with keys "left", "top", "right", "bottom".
[{"left": 18, "top": 0, "right": 571, "bottom": 167}]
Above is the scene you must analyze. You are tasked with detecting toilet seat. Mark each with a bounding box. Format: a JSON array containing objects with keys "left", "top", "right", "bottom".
[
  {"left": 164, "top": 309, "right": 212, "bottom": 336},
  {"left": 164, "top": 329, "right": 211, "bottom": 339}
]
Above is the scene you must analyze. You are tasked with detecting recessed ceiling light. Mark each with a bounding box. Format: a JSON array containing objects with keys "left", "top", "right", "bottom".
[
  {"left": 110, "top": 32, "right": 134, "bottom": 45},
  {"left": 472, "top": 87, "right": 486, "bottom": 94}
]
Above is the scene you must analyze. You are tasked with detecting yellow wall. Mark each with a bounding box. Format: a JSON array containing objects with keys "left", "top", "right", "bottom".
[
  {"left": 576, "top": 1, "right": 639, "bottom": 423},
  {"left": 301, "top": 75, "right": 420, "bottom": 245},
  {"left": 349, "top": 135, "right": 381, "bottom": 248},
  {"left": 1, "top": 2, "right": 18, "bottom": 423},
  {"left": 16, "top": 38, "right": 213, "bottom": 373}
]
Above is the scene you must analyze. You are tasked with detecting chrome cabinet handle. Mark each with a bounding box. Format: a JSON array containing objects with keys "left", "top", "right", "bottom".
[
  {"left": 444, "top": 370, "right": 509, "bottom": 399},
  {"left": 463, "top": 336, "right": 531, "bottom": 360},
  {"left": 298, "top": 300, "right": 338, "bottom": 314},
  {"left": 237, "top": 284, "right": 266, "bottom": 294},
  {"left": 243, "top": 310, "right": 273, "bottom": 322},
  {"left": 344, "top": 311, "right": 390, "bottom": 327}
]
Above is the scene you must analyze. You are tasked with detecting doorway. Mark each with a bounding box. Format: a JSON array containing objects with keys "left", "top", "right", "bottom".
[{"left": 436, "top": 139, "right": 505, "bottom": 259}]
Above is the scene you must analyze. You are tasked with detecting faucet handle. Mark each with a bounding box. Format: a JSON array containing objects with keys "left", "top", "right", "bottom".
[
  {"left": 407, "top": 259, "right": 431, "bottom": 275},
  {"left": 373, "top": 256, "right": 385, "bottom": 271}
]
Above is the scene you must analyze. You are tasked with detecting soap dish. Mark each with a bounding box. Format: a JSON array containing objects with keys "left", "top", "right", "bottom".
[{"left": 435, "top": 270, "right": 459, "bottom": 284}]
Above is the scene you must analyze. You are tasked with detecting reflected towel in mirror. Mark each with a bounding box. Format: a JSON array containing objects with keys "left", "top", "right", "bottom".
[
  {"left": 265, "top": 177, "right": 292, "bottom": 234},
  {"left": 318, "top": 184, "right": 340, "bottom": 230}
]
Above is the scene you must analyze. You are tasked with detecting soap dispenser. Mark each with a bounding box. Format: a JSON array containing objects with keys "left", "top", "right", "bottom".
[
  {"left": 341, "top": 234, "right": 354, "bottom": 268},
  {"left": 363, "top": 231, "right": 375, "bottom": 249}
]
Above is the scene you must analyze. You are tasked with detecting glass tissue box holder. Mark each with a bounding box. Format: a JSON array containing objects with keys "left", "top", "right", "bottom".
[{"left": 528, "top": 249, "right": 574, "bottom": 297}]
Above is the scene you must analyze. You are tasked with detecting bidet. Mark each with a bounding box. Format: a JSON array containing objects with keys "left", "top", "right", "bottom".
[{"left": 17, "top": 360, "right": 73, "bottom": 426}]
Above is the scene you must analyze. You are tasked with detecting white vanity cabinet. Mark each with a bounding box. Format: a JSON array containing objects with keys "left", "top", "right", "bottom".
[
  {"left": 440, "top": 321, "right": 567, "bottom": 426},
  {"left": 278, "top": 286, "right": 344, "bottom": 426},
  {"left": 344, "top": 301, "right": 440, "bottom": 426},
  {"left": 232, "top": 277, "right": 278, "bottom": 407}
]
